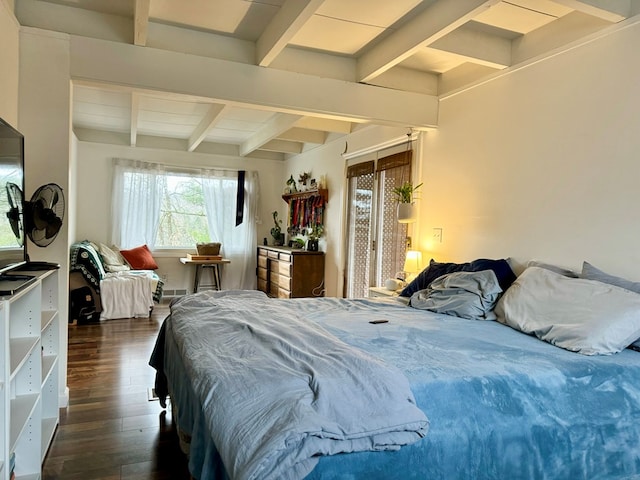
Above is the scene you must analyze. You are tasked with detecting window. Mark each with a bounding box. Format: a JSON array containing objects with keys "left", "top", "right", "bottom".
[
  {"left": 157, "top": 174, "right": 208, "bottom": 247},
  {"left": 155, "top": 173, "right": 237, "bottom": 248},
  {"left": 344, "top": 148, "right": 412, "bottom": 298},
  {"left": 111, "top": 159, "right": 260, "bottom": 289}
]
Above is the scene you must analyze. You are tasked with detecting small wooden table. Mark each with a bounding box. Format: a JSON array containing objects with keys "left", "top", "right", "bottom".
[{"left": 180, "top": 257, "right": 231, "bottom": 293}]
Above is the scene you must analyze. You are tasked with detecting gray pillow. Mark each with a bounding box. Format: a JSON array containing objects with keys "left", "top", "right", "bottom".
[
  {"left": 580, "top": 261, "right": 640, "bottom": 294},
  {"left": 527, "top": 260, "right": 578, "bottom": 278},
  {"left": 495, "top": 267, "right": 640, "bottom": 355},
  {"left": 580, "top": 262, "right": 640, "bottom": 351},
  {"left": 410, "top": 270, "right": 502, "bottom": 320}
]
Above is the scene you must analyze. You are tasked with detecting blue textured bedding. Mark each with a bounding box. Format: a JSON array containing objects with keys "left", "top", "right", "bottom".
[{"left": 155, "top": 291, "right": 640, "bottom": 480}]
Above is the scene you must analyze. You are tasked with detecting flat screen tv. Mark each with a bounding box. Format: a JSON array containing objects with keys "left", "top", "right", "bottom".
[{"left": 0, "top": 117, "right": 26, "bottom": 273}]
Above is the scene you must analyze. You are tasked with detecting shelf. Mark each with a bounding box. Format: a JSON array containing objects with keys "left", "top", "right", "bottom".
[
  {"left": 282, "top": 188, "right": 328, "bottom": 203},
  {"left": 41, "top": 356, "right": 57, "bottom": 385},
  {"left": 41, "top": 311, "right": 56, "bottom": 331},
  {"left": 2, "top": 270, "right": 59, "bottom": 480},
  {"left": 9, "top": 337, "right": 39, "bottom": 378},
  {"left": 41, "top": 417, "right": 57, "bottom": 461},
  {"left": 9, "top": 393, "right": 39, "bottom": 449}
]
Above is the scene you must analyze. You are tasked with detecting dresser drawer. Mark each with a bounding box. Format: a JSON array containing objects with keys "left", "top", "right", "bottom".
[
  {"left": 279, "top": 253, "right": 291, "bottom": 262},
  {"left": 258, "top": 255, "right": 268, "bottom": 269},
  {"left": 257, "top": 278, "right": 268, "bottom": 293},
  {"left": 267, "top": 250, "right": 279, "bottom": 259},
  {"left": 257, "top": 266, "right": 268, "bottom": 281},
  {"left": 277, "top": 273, "right": 291, "bottom": 290},
  {"left": 273, "top": 261, "right": 291, "bottom": 277},
  {"left": 258, "top": 248, "right": 269, "bottom": 257},
  {"left": 276, "top": 286, "right": 291, "bottom": 298}
]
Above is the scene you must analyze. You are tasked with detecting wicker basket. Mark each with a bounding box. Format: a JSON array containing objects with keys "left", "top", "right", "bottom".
[{"left": 196, "top": 242, "right": 221, "bottom": 255}]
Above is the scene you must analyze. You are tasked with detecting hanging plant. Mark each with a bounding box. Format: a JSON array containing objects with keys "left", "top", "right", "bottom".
[{"left": 392, "top": 181, "right": 423, "bottom": 204}]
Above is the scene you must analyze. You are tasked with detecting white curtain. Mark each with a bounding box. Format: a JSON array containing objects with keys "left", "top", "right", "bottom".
[
  {"left": 202, "top": 169, "right": 259, "bottom": 290},
  {"left": 112, "top": 159, "right": 260, "bottom": 290},
  {"left": 111, "top": 159, "right": 165, "bottom": 249}
]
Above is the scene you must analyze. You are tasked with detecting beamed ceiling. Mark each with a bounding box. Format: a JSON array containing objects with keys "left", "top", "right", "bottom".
[{"left": 13, "top": 0, "right": 640, "bottom": 160}]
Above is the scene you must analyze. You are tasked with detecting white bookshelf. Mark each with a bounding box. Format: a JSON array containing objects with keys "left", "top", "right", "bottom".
[{"left": 1, "top": 269, "right": 59, "bottom": 480}]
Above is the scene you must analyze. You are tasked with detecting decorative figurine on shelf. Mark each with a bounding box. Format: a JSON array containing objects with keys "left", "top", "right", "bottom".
[
  {"left": 298, "top": 172, "right": 311, "bottom": 191},
  {"left": 271, "top": 211, "right": 285, "bottom": 246},
  {"left": 286, "top": 175, "right": 297, "bottom": 194},
  {"left": 310, "top": 178, "right": 317, "bottom": 190}
]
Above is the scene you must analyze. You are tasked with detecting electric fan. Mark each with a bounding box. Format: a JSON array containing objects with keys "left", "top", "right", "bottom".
[
  {"left": 24, "top": 183, "right": 65, "bottom": 247},
  {"left": 5, "top": 182, "right": 24, "bottom": 245}
]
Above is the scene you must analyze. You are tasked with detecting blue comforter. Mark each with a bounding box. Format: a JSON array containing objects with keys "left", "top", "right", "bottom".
[
  {"left": 156, "top": 291, "right": 640, "bottom": 480},
  {"left": 166, "top": 290, "right": 428, "bottom": 480}
]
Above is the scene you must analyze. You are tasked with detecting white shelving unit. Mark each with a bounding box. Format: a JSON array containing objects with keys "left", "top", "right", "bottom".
[{"left": 1, "top": 269, "right": 59, "bottom": 480}]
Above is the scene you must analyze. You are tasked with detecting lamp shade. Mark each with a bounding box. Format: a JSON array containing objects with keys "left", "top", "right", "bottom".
[{"left": 403, "top": 250, "right": 423, "bottom": 275}]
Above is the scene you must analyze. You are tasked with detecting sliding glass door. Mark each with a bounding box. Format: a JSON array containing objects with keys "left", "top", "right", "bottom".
[{"left": 344, "top": 151, "right": 411, "bottom": 298}]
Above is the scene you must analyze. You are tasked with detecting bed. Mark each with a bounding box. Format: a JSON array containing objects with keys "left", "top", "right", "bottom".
[{"left": 150, "top": 262, "right": 640, "bottom": 480}]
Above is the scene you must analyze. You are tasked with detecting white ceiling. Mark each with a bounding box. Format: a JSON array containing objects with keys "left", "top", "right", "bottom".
[{"left": 14, "top": 0, "right": 638, "bottom": 159}]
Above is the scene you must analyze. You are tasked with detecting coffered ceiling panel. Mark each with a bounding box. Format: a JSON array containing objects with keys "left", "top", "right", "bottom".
[{"left": 16, "top": 0, "right": 638, "bottom": 159}]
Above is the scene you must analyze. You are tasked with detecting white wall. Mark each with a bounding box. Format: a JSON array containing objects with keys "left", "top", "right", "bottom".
[
  {"left": 19, "top": 26, "right": 71, "bottom": 406},
  {"left": 75, "top": 140, "right": 285, "bottom": 291},
  {"left": 418, "top": 19, "right": 640, "bottom": 280},
  {"left": 0, "top": 0, "right": 19, "bottom": 125},
  {"left": 285, "top": 125, "right": 413, "bottom": 297}
]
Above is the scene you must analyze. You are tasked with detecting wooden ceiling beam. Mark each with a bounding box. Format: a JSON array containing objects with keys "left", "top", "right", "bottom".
[
  {"left": 256, "top": 0, "right": 325, "bottom": 67},
  {"left": 240, "top": 113, "right": 302, "bottom": 156},
  {"left": 357, "top": 0, "right": 500, "bottom": 83},
  {"left": 187, "top": 103, "right": 227, "bottom": 152},
  {"left": 134, "top": 0, "right": 151, "bottom": 46},
  {"left": 70, "top": 36, "right": 440, "bottom": 129},
  {"left": 130, "top": 92, "right": 139, "bottom": 146},
  {"left": 259, "top": 139, "right": 303, "bottom": 154},
  {"left": 553, "top": 0, "right": 631, "bottom": 22},
  {"left": 278, "top": 127, "right": 327, "bottom": 144},
  {"left": 430, "top": 24, "right": 511, "bottom": 69},
  {"left": 295, "top": 117, "right": 353, "bottom": 134}
]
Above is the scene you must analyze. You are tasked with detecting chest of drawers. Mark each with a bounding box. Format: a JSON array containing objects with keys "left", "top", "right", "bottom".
[{"left": 257, "top": 246, "right": 325, "bottom": 298}]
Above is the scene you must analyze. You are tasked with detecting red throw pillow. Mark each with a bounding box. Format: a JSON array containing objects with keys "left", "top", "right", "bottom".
[{"left": 119, "top": 244, "right": 159, "bottom": 270}]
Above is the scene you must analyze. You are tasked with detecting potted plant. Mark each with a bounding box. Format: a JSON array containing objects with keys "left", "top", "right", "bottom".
[
  {"left": 271, "top": 211, "right": 285, "bottom": 246},
  {"left": 393, "top": 181, "right": 422, "bottom": 223},
  {"left": 306, "top": 224, "right": 324, "bottom": 252}
]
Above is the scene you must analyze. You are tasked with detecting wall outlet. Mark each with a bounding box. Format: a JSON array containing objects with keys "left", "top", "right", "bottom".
[{"left": 433, "top": 228, "right": 443, "bottom": 243}]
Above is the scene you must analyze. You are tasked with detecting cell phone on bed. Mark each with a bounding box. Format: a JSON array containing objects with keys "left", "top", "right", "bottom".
[{"left": 369, "top": 319, "right": 389, "bottom": 324}]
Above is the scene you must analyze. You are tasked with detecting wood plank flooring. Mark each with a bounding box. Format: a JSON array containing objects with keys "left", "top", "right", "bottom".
[{"left": 43, "top": 306, "right": 191, "bottom": 479}]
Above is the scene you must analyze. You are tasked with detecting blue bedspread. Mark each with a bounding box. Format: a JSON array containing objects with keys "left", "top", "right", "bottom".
[
  {"left": 156, "top": 292, "right": 640, "bottom": 480},
  {"left": 165, "top": 290, "right": 428, "bottom": 480}
]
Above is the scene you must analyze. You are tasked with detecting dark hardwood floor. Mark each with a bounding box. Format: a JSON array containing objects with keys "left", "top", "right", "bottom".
[{"left": 43, "top": 305, "right": 191, "bottom": 479}]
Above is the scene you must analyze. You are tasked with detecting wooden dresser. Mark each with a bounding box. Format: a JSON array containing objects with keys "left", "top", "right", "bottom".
[{"left": 257, "top": 246, "right": 325, "bottom": 298}]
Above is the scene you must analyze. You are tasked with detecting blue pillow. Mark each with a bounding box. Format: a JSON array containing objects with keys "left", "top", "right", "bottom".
[{"left": 399, "top": 258, "right": 516, "bottom": 297}]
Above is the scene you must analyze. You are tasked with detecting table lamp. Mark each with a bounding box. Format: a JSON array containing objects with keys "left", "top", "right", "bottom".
[{"left": 403, "top": 250, "right": 423, "bottom": 283}]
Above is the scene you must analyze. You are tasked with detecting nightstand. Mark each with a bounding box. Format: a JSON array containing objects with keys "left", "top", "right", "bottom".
[{"left": 368, "top": 286, "right": 400, "bottom": 298}]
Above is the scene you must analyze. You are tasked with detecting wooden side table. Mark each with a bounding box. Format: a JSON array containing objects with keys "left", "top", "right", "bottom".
[{"left": 180, "top": 257, "right": 231, "bottom": 293}]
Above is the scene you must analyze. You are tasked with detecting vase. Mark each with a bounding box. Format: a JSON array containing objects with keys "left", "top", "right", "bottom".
[{"left": 397, "top": 203, "right": 416, "bottom": 223}]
